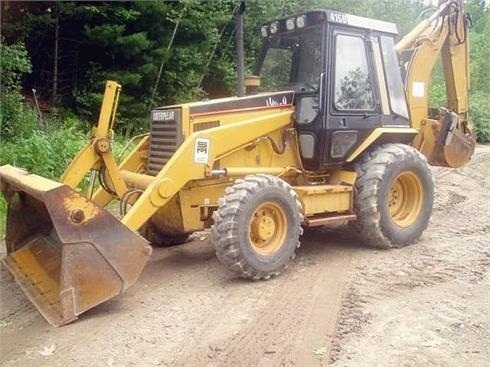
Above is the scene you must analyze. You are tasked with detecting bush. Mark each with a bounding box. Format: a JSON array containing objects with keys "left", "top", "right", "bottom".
[
  {"left": 0, "top": 39, "right": 36, "bottom": 141},
  {"left": 470, "top": 92, "right": 490, "bottom": 143},
  {"left": 0, "top": 125, "right": 86, "bottom": 180},
  {"left": 0, "top": 92, "right": 38, "bottom": 140},
  {"left": 0, "top": 40, "right": 31, "bottom": 91},
  {"left": 0, "top": 117, "right": 88, "bottom": 237}
]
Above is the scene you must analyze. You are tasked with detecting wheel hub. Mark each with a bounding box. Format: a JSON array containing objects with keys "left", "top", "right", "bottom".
[
  {"left": 249, "top": 202, "right": 286, "bottom": 255},
  {"left": 388, "top": 181, "right": 404, "bottom": 214},
  {"left": 254, "top": 215, "right": 276, "bottom": 242},
  {"left": 388, "top": 171, "right": 423, "bottom": 227}
]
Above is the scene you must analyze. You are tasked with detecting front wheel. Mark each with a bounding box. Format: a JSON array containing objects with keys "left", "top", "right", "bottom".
[
  {"left": 352, "top": 143, "right": 434, "bottom": 248},
  {"left": 211, "top": 175, "right": 303, "bottom": 280}
]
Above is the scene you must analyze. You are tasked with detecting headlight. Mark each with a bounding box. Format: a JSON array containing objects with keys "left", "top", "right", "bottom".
[
  {"left": 286, "top": 18, "right": 295, "bottom": 31},
  {"left": 270, "top": 21, "right": 279, "bottom": 34},
  {"left": 296, "top": 15, "right": 306, "bottom": 28},
  {"left": 261, "top": 25, "right": 268, "bottom": 37}
]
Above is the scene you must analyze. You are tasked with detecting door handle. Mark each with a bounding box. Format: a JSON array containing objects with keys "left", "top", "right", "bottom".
[{"left": 319, "top": 72, "right": 325, "bottom": 112}]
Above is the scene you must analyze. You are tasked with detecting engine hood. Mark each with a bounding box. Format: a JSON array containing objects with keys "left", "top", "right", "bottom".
[{"left": 187, "top": 91, "right": 295, "bottom": 117}]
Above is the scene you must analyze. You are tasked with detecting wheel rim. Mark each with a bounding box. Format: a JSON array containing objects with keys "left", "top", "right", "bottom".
[
  {"left": 388, "top": 171, "right": 423, "bottom": 227},
  {"left": 249, "top": 201, "right": 287, "bottom": 255}
]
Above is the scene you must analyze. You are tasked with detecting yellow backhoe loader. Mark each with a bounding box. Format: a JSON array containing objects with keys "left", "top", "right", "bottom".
[{"left": 0, "top": 0, "right": 475, "bottom": 326}]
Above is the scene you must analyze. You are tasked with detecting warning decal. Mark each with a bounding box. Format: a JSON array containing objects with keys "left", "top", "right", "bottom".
[{"left": 194, "top": 138, "right": 210, "bottom": 164}]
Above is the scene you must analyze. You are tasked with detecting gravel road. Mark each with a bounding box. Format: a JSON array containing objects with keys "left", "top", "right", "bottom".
[{"left": 1, "top": 145, "right": 488, "bottom": 367}]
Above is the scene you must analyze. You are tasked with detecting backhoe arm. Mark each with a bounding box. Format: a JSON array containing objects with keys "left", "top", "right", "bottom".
[{"left": 396, "top": 0, "right": 475, "bottom": 168}]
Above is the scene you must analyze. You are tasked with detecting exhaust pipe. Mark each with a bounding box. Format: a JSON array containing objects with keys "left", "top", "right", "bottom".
[{"left": 235, "top": 1, "right": 246, "bottom": 97}]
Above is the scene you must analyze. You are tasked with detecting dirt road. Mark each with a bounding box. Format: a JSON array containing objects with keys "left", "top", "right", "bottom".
[{"left": 1, "top": 146, "right": 488, "bottom": 367}]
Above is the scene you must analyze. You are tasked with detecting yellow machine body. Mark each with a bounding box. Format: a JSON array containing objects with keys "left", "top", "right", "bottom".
[{"left": 0, "top": 0, "right": 476, "bottom": 326}]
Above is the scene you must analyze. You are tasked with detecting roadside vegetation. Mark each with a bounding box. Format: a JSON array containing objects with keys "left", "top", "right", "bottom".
[{"left": 0, "top": 0, "right": 489, "bottom": 236}]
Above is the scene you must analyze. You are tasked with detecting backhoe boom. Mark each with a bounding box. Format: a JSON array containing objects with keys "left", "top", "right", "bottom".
[{"left": 397, "top": 0, "right": 475, "bottom": 167}]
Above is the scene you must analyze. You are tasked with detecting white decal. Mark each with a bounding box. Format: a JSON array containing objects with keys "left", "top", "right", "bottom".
[
  {"left": 194, "top": 138, "right": 210, "bottom": 164},
  {"left": 329, "top": 12, "right": 348, "bottom": 24},
  {"left": 153, "top": 110, "right": 175, "bottom": 121},
  {"left": 412, "top": 81, "right": 425, "bottom": 97},
  {"left": 266, "top": 96, "right": 288, "bottom": 107}
]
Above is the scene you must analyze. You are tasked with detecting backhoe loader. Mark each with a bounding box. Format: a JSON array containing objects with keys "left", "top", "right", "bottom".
[{"left": 0, "top": 0, "right": 475, "bottom": 326}]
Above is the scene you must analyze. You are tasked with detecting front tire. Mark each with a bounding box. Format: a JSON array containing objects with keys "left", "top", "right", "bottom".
[
  {"left": 211, "top": 175, "right": 303, "bottom": 280},
  {"left": 352, "top": 143, "right": 434, "bottom": 248}
]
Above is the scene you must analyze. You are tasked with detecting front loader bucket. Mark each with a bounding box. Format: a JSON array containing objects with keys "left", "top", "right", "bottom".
[{"left": 0, "top": 165, "right": 152, "bottom": 326}]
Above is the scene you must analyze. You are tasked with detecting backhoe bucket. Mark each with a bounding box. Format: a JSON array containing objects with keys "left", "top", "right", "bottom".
[
  {"left": 429, "top": 128, "right": 476, "bottom": 168},
  {"left": 0, "top": 165, "right": 152, "bottom": 326},
  {"left": 428, "top": 110, "right": 476, "bottom": 168}
]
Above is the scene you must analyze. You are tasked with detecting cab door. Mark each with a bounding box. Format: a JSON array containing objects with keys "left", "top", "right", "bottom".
[
  {"left": 295, "top": 26, "right": 381, "bottom": 170},
  {"left": 323, "top": 28, "right": 381, "bottom": 167}
]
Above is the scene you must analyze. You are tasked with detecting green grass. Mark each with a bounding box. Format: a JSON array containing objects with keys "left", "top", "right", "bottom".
[{"left": 0, "top": 121, "right": 136, "bottom": 238}]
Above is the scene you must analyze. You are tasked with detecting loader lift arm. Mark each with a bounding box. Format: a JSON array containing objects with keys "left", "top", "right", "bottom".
[
  {"left": 396, "top": 0, "right": 475, "bottom": 167},
  {"left": 121, "top": 109, "right": 295, "bottom": 231},
  {"left": 60, "top": 81, "right": 129, "bottom": 198}
]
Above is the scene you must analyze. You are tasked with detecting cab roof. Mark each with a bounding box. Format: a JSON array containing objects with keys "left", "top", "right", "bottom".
[{"left": 261, "top": 9, "right": 398, "bottom": 37}]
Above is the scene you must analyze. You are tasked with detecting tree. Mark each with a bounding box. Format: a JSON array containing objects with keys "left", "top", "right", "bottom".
[
  {"left": 0, "top": 39, "right": 36, "bottom": 140},
  {"left": 0, "top": 0, "right": 487, "bottom": 140}
]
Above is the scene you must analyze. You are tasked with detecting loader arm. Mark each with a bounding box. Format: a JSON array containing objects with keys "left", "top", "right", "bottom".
[
  {"left": 396, "top": 0, "right": 475, "bottom": 167},
  {"left": 122, "top": 110, "right": 294, "bottom": 231},
  {"left": 60, "top": 81, "right": 129, "bottom": 198}
]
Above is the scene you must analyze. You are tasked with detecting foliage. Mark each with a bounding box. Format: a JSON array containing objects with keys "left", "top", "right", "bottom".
[
  {"left": 0, "top": 39, "right": 37, "bottom": 140},
  {"left": 468, "top": 2, "right": 490, "bottom": 142},
  {"left": 470, "top": 92, "right": 490, "bottom": 142},
  {"left": 0, "top": 116, "right": 86, "bottom": 179},
  {"left": 0, "top": 92, "right": 39, "bottom": 140},
  {"left": 0, "top": 0, "right": 488, "bottom": 139},
  {"left": 0, "top": 40, "right": 32, "bottom": 91}
]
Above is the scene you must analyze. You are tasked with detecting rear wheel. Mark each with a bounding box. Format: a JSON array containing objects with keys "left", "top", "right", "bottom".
[
  {"left": 211, "top": 175, "right": 303, "bottom": 280},
  {"left": 352, "top": 143, "right": 434, "bottom": 248},
  {"left": 139, "top": 222, "right": 190, "bottom": 247}
]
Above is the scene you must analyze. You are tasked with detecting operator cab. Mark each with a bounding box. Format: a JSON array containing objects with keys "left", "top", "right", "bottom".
[{"left": 255, "top": 10, "right": 411, "bottom": 170}]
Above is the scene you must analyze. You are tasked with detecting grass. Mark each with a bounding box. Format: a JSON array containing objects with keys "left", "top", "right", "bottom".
[{"left": 0, "top": 128, "right": 135, "bottom": 239}]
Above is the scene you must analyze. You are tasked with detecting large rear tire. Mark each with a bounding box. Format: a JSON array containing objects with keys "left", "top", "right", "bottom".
[
  {"left": 352, "top": 143, "right": 434, "bottom": 248},
  {"left": 211, "top": 175, "right": 303, "bottom": 280}
]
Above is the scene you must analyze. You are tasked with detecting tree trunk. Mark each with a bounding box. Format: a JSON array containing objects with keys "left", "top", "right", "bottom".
[{"left": 52, "top": 15, "right": 59, "bottom": 104}]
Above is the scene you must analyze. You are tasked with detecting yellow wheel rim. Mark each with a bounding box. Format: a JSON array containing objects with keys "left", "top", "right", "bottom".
[
  {"left": 249, "top": 202, "right": 287, "bottom": 255},
  {"left": 388, "top": 171, "right": 423, "bottom": 227}
]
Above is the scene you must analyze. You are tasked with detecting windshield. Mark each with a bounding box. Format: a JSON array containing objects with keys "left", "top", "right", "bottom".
[{"left": 256, "top": 24, "right": 323, "bottom": 92}]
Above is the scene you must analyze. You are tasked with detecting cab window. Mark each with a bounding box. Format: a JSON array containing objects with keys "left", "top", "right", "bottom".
[{"left": 333, "top": 34, "right": 375, "bottom": 111}]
